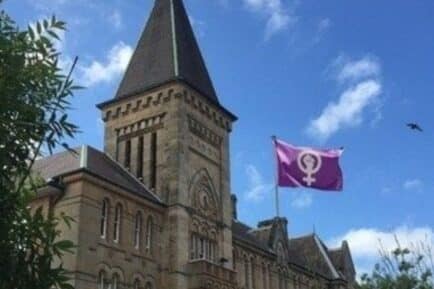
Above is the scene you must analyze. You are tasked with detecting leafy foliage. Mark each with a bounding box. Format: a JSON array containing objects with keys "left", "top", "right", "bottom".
[
  {"left": 359, "top": 240, "right": 434, "bottom": 289},
  {"left": 0, "top": 4, "right": 80, "bottom": 289}
]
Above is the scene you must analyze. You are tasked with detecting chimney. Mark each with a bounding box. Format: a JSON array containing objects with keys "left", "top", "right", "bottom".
[{"left": 231, "top": 194, "right": 238, "bottom": 220}]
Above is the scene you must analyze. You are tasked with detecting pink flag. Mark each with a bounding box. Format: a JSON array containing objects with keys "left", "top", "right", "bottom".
[{"left": 274, "top": 138, "right": 344, "bottom": 191}]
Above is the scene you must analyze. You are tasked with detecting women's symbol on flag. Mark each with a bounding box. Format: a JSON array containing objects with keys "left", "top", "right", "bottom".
[
  {"left": 274, "top": 138, "right": 344, "bottom": 191},
  {"left": 297, "top": 150, "right": 322, "bottom": 186}
]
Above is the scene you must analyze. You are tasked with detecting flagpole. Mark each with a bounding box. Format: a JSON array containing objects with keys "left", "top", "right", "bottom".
[{"left": 272, "top": 136, "right": 280, "bottom": 217}]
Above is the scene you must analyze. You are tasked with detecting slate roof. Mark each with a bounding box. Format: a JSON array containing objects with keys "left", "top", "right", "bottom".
[
  {"left": 232, "top": 220, "right": 272, "bottom": 253},
  {"left": 33, "top": 146, "right": 163, "bottom": 205},
  {"left": 114, "top": 0, "right": 218, "bottom": 104},
  {"left": 329, "top": 244, "right": 356, "bottom": 282},
  {"left": 232, "top": 219, "right": 346, "bottom": 281},
  {"left": 287, "top": 234, "right": 340, "bottom": 280},
  {"left": 250, "top": 225, "right": 273, "bottom": 247},
  {"left": 329, "top": 248, "right": 344, "bottom": 270}
]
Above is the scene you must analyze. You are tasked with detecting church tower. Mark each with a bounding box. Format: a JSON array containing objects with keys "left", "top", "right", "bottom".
[
  {"left": 32, "top": 1, "right": 356, "bottom": 288},
  {"left": 98, "top": 0, "right": 237, "bottom": 288}
]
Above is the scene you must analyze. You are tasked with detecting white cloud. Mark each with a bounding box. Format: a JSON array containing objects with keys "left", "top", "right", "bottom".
[
  {"left": 318, "top": 18, "right": 331, "bottom": 32},
  {"left": 337, "top": 56, "right": 381, "bottom": 83},
  {"left": 307, "top": 56, "right": 383, "bottom": 140},
  {"left": 329, "top": 226, "right": 434, "bottom": 279},
  {"left": 308, "top": 80, "right": 382, "bottom": 140},
  {"left": 403, "top": 179, "right": 423, "bottom": 191},
  {"left": 189, "top": 15, "right": 206, "bottom": 37},
  {"left": 242, "top": 0, "right": 296, "bottom": 39},
  {"left": 29, "top": 0, "right": 69, "bottom": 11},
  {"left": 291, "top": 192, "right": 313, "bottom": 209},
  {"left": 314, "top": 17, "right": 332, "bottom": 43},
  {"left": 109, "top": 10, "right": 123, "bottom": 29},
  {"left": 79, "top": 41, "right": 133, "bottom": 86},
  {"left": 244, "top": 164, "right": 273, "bottom": 201},
  {"left": 329, "top": 226, "right": 434, "bottom": 260}
]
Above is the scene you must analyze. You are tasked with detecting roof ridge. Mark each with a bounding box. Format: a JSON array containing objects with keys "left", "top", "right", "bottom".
[
  {"left": 289, "top": 233, "right": 315, "bottom": 241},
  {"left": 252, "top": 225, "right": 273, "bottom": 232},
  {"left": 313, "top": 234, "right": 340, "bottom": 279}
]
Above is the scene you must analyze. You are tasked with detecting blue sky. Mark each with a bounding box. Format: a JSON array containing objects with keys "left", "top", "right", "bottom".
[{"left": 5, "top": 0, "right": 434, "bottom": 275}]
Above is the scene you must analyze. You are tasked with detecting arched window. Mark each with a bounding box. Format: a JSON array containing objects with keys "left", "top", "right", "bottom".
[
  {"left": 134, "top": 279, "right": 140, "bottom": 289},
  {"left": 98, "top": 271, "right": 106, "bottom": 289},
  {"left": 112, "top": 274, "right": 119, "bottom": 289},
  {"left": 268, "top": 264, "right": 272, "bottom": 289},
  {"left": 100, "top": 199, "right": 108, "bottom": 239},
  {"left": 262, "top": 263, "right": 267, "bottom": 289},
  {"left": 250, "top": 257, "right": 255, "bottom": 289},
  {"left": 134, "top": 212, "right": 142, "bottom": 249},
  {"left": 145, "top": 216, "right": 153, "bottom": 250},
  {"left": 113, "top": 204, "right": 122, "bottom": 243},
  {"left": 244, "top": 257, "right": 250, "bottom": 289},
  {"left": 278, "top": 270, "right": 285, "bottom": 289},
  {"left": 199, "top": 237, "right": 204, "bottom": 259}
]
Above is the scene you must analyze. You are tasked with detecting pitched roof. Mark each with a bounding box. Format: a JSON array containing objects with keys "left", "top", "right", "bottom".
[
  {"left": 33, "top": 146, "right": 163, "bottom": 205},
  {"left": 232, "top": 220, "right": 272, "bottom": 253},
  {"left": 329, "top": 248, "right": 344, "bottom": 270},
  {"left": 329, "top": 243, "right": 356, "bottom": 282},
  {"left": 232, "top": 220, "right": 348, "bottom": 281},
  {"left": 114, "top": 0, "right": 218, "bottom": 104},
  {"left": 287, "top": 234, "right": 341, "bottom": 280}
]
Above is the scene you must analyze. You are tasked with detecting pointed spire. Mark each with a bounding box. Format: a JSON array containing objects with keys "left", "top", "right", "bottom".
[{"left": 115, "top": 0, "right": 219, "bottom": 104}]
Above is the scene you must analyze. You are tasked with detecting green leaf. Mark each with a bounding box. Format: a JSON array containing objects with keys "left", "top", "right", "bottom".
[
  {"left": 36, "top": 21, "right": 42, "bottom": 34},
  {"left": 28, "top": 25, "right": 35, "bottom": 40},
  {"left": 47, "top": 29, "right": 59, "bottom": 40}
]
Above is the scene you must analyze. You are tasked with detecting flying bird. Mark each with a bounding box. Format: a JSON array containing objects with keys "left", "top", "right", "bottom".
[{"left": 407, "top": 123, "right": 423, "bottom": 132}]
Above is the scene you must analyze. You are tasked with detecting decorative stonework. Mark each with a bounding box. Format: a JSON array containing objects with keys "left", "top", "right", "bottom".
[
  {"left": 188, "top": 260, "right": 237, "bottom": 289},
  {"left": 102, "top": 88, "right": 174, "bottom": 122},
  {"left": 189, "top": 135, "right": 220, "bottom": 166},
  {"left": 191, "top": 216, "right": 218, "bottom": 241},
  {"left": 189, "top": 169, "right": 219, "bottom": 220},
  {"left": 116, "top": 113, "right": 166, "bottom": 142},
  {"left": 183, "top": 89, "right": 233, "bottom": 131},
  {"left": 188, "top": 115, "right": 222, "bottom": 149},
  {"left": 204, "top": 278, "right": 236, "bottom": 289},
  {"left": 101, "top": 85, "right": 233, "bottom": 131}
]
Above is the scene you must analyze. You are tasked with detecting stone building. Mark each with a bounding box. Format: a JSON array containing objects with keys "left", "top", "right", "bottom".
[{"left": 32, "top": 0, "right": 356, "bottom": 289}]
